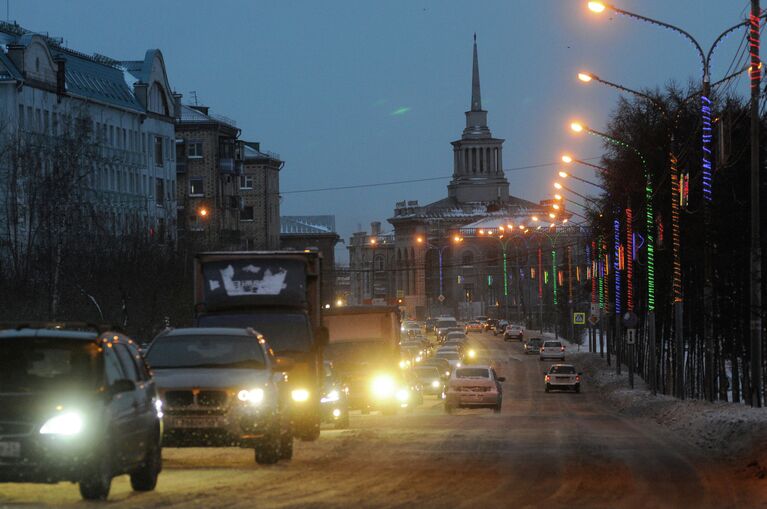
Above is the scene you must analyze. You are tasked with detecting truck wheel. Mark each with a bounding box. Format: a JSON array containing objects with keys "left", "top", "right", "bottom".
[
  {"left": 335, "top": 411, "right": 350, "bottom": 429},
  {"left": 575, "top": 385, "right": 580, "bottom": 394},
  {"left": 255, "top": 435, "right": 281, "bottom": 465},
  {"left": 79, "top": 452, "right": 113, "bottom": 500},
  {"left": 545, "top": 384, "right": 550, "bottom": 393},
  {"left": 130, "top": 440, "right": 161, "bottom": 491},
  {"left": 279, "top": 429, "right": 294, "bottom": 460},
  {"left": 299, "top": 426, "right": 320, "bottom": 442}
]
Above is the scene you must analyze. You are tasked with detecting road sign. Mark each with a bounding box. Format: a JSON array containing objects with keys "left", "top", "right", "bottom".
[
  {"left": 622, "top": 311, "right": 639, "bottom": 328},
  {"left": 590, "top": 303, "right": 599, "bottom": 316},
  {"left": 588, "top": 314, "right": 599, "bottom": 326},
  {"left": 437, "top": 294, "right": 445, "bottom": 303},
  {"left": 573, "top": 312, "right": 585, "bottom": 325},
  {"left": 626, "top": 328, "right": 637, "bottom": 345}
]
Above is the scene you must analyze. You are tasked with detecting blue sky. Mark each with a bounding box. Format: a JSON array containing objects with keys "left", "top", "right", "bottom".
[{"left": 16, "top": 1, "right": 754, "bottom": 259}]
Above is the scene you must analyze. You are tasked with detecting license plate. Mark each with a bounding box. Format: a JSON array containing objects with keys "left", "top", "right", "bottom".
[
  {"left": 0, "top": 442, "right": 20, "bottom": 458},
  {"left": 461, "top": 394, "right": 483, "bottom": 401},
  {"left": 167, "top": 416, "right": 220, "bottom": 429}
]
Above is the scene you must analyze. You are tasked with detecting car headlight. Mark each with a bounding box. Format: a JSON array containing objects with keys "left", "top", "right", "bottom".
[
  {"left": 40, "top": 411, "right": 84, "bottom": 435},
  {"left": 456, "top": 362, "right": 462, "bottom": 368},
  {"left": 321, "top": 389, "right": 340, "bottom": 403},
  {"left": 395, "top": 388, "right": 410, "bottom": 402},
  {"left": 415, "top": 355, "right": 422, "bottom": 363},
  {"left": 467, "top": 349, "right": 477, "bottom": 359},
  {"left": 291, "top": 389, "right": 310, "bottom": 402},
  {"left": 238, "top": 388, "right": 265, "bottom": 405},
  {"left": 371, "top": 375, "right": 395, "bottom": 398},
  {"left": 154, "top": 399, "right": 164, "bottom": 418},
  {"left": 431, "top": 380, "right": 440, "bottom": 388}
]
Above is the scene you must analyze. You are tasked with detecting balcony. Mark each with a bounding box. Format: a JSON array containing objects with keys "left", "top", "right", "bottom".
[{"left": 218, "top": 158, "right": 235, "bottom": 174}]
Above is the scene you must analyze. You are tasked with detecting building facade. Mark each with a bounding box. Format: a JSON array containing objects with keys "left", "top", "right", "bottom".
[
  {"left": 176, "top": 105, "right": 282, "bottom": 250},
  {"left": 386, "top": 37, "right": 588, "bottom": 321},
  {"left": 0, "top": 22, "right": 178, "bottom": 243},
  {"left": 348, "top": 221, "right": 397, "bottom": 306},
  {"left": 280, "top": 215, "right": 340, "bottom": 307}
]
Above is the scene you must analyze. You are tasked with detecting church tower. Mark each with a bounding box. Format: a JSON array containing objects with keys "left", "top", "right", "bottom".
[{"left": 448, "top": 35, "right": 509, "bottom": 203}]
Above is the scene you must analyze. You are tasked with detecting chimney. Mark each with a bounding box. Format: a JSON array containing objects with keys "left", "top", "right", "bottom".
[
  {"left": 370, "top": 221, "right": 381, "bottom": 236},
  {"left": 172, "top": 92, "right": 182, "bottom": 120},
  {"left": 54, "top": 56, "right": 66, "bottom": 101}
]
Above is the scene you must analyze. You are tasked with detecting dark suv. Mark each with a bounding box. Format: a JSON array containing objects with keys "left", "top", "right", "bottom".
[{"left": 0, "top": 324, "right": 162, "bottom": 500}]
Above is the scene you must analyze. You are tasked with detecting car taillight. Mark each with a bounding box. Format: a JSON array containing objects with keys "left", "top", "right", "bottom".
[
  {"left": 539, "top": 347, "right": 544, "bottom": 352},
  {"left": 545, "top": 375, "right": 550, "bottom": 382},
  {"left": 560, "top": 346, "right": 565, "bottom": 352},
  {"left": 575, "top": 375, "right": 581, "bottom": 382}
]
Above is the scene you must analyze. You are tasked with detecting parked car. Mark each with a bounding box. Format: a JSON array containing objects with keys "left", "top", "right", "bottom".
[
  {"left": 492, "top": 320, "right": 509, "bottom": 336},
  {"left": 464, "top": 321, "right": 483, "bottom": 333},
  {"left": 504, "top": 325, "right": 524, "bottom": 341},
  {"left": 444, "top": 366, "right": 504, "bottom": 413},
  {"left": 0, "top": 324, "right": 162, "bottom": 500},
  {"left": 544, "top": 364, "right": 582, "bottom": 393},
  {"left": 320, "top": 362, "right": 349, "bottom": 429},
  {"left": 539, "top": 340, "right": 566, "bottom": 361},
  {"left": 524, "top": 337, "right": 542, "bottom": 354},
  {"left": 146, "top": 327, "right": 294, "bottom": 465}
]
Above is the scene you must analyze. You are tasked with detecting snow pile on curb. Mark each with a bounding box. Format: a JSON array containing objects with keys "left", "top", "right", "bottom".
[{"left": 567, "top": 350, "right": 767, "bottom": 479}]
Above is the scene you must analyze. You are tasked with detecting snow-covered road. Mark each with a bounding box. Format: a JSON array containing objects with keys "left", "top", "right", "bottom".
[{"left": 1, "top": 332, "right": 762, "bottom": 508}]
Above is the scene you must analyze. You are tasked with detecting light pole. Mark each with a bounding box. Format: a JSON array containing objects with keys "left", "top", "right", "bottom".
[
  {"left": 416, "top": 234, "right": 463, "bottom": 316},
  {"left": 586, "top": 0, "right": 763, "bottom": 405},
  {"left": 479, "top": 225, "right": 528, "bottom": 322}
]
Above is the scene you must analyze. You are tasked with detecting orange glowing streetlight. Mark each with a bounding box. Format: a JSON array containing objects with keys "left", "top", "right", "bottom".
[
  {"left": 561, "top": 154, "right": 573, "bottom": 164},
  {"left": 198, "top": 207, "right": 209, "bottom": 218},
  {"left": 554, "top": 182, "right": 563, "bottom": 190},
  {"left": 570, "top": 122, "right": 584, "bottom": 133},
  {"left": 587, "top": 1, "right": 606, "bottom": 13},
  {"left": 577, "top": 72, "right": 594, "bottom": 82},
  {"left": 416, "top": 236, "right": 424, "bottom": 243},
  {"left": 558, "top": 171, "right": 569, "bottom": 178},
  {"left": 453, "top": 235, "right": 463, "bottom": 243}
]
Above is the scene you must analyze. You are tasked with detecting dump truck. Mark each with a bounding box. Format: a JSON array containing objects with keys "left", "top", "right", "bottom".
[
  {"left": 322, "top": 306, "right": 408, "bottom": 414},
  {"left": 193, "top": 251, "right": 327, "bottom": 441}
]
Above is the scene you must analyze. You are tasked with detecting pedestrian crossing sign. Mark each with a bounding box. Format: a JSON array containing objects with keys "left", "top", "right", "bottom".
[{"left": 573, "top": 312, "right": 586, "bottom": 325}]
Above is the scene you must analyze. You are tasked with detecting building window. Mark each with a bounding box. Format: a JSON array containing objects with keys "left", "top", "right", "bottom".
[
  {"left": 154, "top": 136, "right": 163, "bottom": 167},
  {"left": 240, "top": 206, "right": 254, "bottom": 221},
  {"left": 240, "top": 175, "right": 253, "bottom": 189},
  {"left": 187, "top": 141, "right": 203, "bottom": 158},
  {"left": 189, "top": 178, "right": 204, "bottom": 196},
  {"left": 156, "top": 178, "right": 164, "bottom": 205}
]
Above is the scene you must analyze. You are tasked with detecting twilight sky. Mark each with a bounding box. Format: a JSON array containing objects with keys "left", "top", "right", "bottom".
[{"left": 16, "top": 0, "right": 754, "bottom": 259}]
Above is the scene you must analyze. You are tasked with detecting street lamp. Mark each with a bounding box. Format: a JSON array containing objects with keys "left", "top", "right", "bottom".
[
  {"left": 558, "top": 170, "right": 606, "bottom": 191},
  {"left": 585, "top": 0, "right": 764, "bottom": 406},
  {"left": 416, "top": 234, "right": 462, "bottom": 314}
]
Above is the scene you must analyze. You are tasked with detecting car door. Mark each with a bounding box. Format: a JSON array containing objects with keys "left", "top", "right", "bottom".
[
  {"left": 103, "top": 346, "right": 137, "bottom": 469},
  {"left": 114, "top": 342, "right": 150, "bottom": 464},
  {"left": 491, "top": 368, "right": 503, "bottom": 395}
]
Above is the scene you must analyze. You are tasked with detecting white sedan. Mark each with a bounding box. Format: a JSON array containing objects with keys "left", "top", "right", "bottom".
[
  {"left": 539, "top": 340, "right": 565, "bottom": 361},
  {"left": 544, "top": 364, "right": 582, "bottom": 393}
]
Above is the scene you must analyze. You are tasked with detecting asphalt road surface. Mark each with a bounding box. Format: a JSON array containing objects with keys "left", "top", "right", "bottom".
[{"left": 0, "top": 331, "right": 756, "bottom": 509}]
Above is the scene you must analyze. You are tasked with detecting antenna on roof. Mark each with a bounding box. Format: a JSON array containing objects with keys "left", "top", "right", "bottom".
[{"left": 189, "top": 91, "right": 199, "bottom": 106}]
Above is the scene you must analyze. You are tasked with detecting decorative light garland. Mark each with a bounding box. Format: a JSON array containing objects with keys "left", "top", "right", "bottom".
[
  {"left": 552, "top": 249, "right": 558, "bottom": 305},
  {"left": 626, "top": 207, "right": 634, "bottom": 311},
  {"left": 614, "top": 218, "right": 621, "bottom": 316},
  {"left": 538, "top": 247, "right": 543, "bottom": 299},
  {"left": 670, "top": 154, "right": 682, "bottom": 303},
  {"left": 701, "top": 95, "right": 713, "bottom": 203}
]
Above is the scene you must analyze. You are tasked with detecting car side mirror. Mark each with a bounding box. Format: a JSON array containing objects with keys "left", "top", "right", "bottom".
[
  {"left": 274, "top": 356, "right": 295, "bottom": 372},
  {"left": 497, "top": 376, "right": 506, "bottom": 382},
  {"left": 109, "top": 378, "right": 136, "bottom": 396},
  {"left": 316, "top": 326, "right": 329, "bottom": 347}
]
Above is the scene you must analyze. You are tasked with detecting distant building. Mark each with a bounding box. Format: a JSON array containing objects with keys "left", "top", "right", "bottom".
[
  {"left": 280, "top": 215, "right": 339, "bottom": 306},
  {"left": 0, "top": 21, "right": 178, "bottom": 242},
  {"left": 387, "top": 37, "right": 586, "bottom": 321},
  {"left": 176, "top": 105, "right": 282, "bottom": 249},
  {"left": 347, "top": 221, "right": 397, "bottom": 307}
]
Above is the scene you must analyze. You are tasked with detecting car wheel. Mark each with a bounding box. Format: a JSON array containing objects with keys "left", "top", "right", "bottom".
[
  {"left": 79, "top": 451, "right": 113, "bottom": 500},
  {"left": 493, "top": 401, "right": 502, "bottom": 413},
  {"left": 575, "top": 385, "right": 580, "bottom": 394},
  {"left": 279, "top": 427, "right": 294, "bottom": 460},
  {"left": 129, "top": 440, "right": 161, "bottom": 492},
  {"left": 335, "top": 411, "right": 350, "bottom": 429},
  {"left": 545, "top": 384, "right": 550, "bottom": 393},
  {"left": 298, "top": 425, "right": 320, "bottom": 442},
  {"left": 255, "top": 434, "right": 281, "bottom": 465},
  {"left": 539, "top": 357, "right": 544, "bottom": 362}
]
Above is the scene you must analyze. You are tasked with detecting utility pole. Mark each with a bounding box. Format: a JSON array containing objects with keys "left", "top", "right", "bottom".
[{"left": 749, "top": 0, "right": 763, "bottom": 407}]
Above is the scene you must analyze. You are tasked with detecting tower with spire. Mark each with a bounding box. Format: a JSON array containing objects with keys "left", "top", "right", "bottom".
[{"left": 447, "top": 34, "right": 509, "bottom": 203}]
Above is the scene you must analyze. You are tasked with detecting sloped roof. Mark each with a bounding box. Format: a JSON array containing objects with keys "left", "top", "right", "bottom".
[{"left": 280, "top": 215, "right": 336, "bottom": 235}]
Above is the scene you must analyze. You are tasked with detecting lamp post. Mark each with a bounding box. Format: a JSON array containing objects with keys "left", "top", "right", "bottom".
[
  {"left": 571, "top": 120, "right": 652, "bottom": 389},
  {"left": 416, "top": 234, "right": 463, "bottom": 316},
  {"left": 586, "top": 0, "right": 763, "bottom": 405},
  {"left": 479, "top": 226, "right": 527, "bottom": 322}
]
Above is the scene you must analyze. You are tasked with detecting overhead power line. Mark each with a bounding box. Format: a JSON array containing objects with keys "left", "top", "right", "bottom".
[{"left": 279, "top": 157, "right": 600, "bottom": 195}]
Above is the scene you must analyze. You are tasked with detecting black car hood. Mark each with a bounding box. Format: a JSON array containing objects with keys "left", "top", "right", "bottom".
[{"left": 0, "top": 391, "right": 97, "bottom": 423}]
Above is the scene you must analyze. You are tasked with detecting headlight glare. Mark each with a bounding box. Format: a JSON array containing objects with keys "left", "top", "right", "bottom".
[
  {"left": 371, "top": 375, "right": 395, "bottom": 398},
  {"left": 40, "top": 411, "right": 84, "bottom": 435},
  {"left": 292, "top": 389, "right": 310, "bottom": 402},
  {"left": 321, "top": 389, "right": 340, "bottom": 403},
  {"left": 468, "top": 349, "right": 477, "bottom": 358},
  {"left": 395, "top": 388, "right": 410, "bottom": 402},
  {"left": 238, "top": 388, "right": 265, "bottom": 404},
  {"left": 431, "top": 380, "right": 440, "bottom": 388}
]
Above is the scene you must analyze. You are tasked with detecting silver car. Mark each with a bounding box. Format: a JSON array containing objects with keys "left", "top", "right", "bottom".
[{"left": 145, "top": 327, "right": 294, "bottom": 465}]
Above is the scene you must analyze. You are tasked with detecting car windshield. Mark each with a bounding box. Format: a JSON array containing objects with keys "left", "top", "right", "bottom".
[
  {"left": 437, "top": 320, "right": 457, "bottom": 328},
  {"left": 146, "top": 334, "right": 266, "bottom": 369},
  {"left": 197, "top": 312, "right": 312, "bottom": 353},
  {"left": 455, "top": 368, "right": 489, "bottom": 378},
  {"left": 0, "top": 338, "right": 101, "bottom": 392},
  {"left": 436, "top": 352, "right": 459, "bottom": 360},
  {"left": 528, "top": 339, "right": 541, "bottom": 345},
  {"left": 414, "top": 367, "right": 440, "bottom": 378},
  {"left": 550, "top": 365, "right": 576, "bottom": 374},
  {"left": 544, "top": 341, "right": 562, "bottom": 348}
]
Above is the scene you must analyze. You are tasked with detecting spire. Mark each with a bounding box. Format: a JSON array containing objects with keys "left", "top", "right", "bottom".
[{"left": 471, "top": 33, "right": 482, "bottom": 112}]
